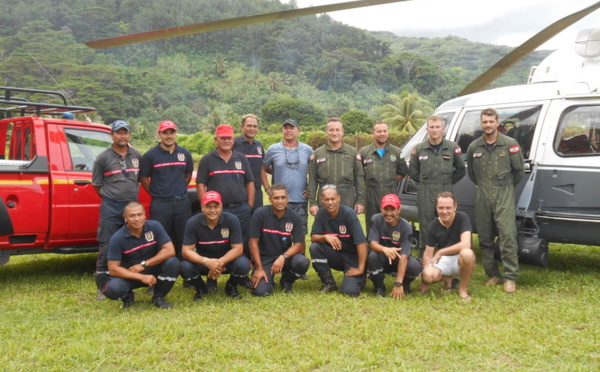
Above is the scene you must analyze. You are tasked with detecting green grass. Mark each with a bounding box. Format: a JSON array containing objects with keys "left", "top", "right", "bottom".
[{"left": 1, "top": 240, "right": 599, "bottom": 371}]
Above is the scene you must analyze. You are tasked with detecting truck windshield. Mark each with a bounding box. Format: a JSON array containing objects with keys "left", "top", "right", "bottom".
[{"left": 65, "top": 128, "right": 112, "bottom": 171}]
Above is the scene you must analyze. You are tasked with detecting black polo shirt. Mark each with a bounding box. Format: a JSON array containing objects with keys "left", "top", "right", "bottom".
[
  {"left": 92, "top": 145, "right": 142, "bottom": 202},
  {"left": 249, "top": 205, "right": 304, "bottom": 257},
  {"left": 368, "top": 214, "right": 412, "bottom": 256},
  {"left": 107, "top": 220, "right": 171, "bottom": 268},
  {"left": 195, "top": 150, "right": 254, "bottom": 205},
  {"left": 426, "top": 211, "right": 472, "bottom": 256},
  {"left": 311, "top": 205, "right": 366, "bottom": 255},
  {"left": 140, "top": 143, "right": 194, "bottom": 197},
  {"left": 234, "top": 136, "right": 263, "bottom": 191},
  {"left": 182, "top": 211, "right": 243, "bottom": 258}
]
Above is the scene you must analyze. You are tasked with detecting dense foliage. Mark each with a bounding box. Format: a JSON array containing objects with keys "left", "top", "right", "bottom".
[{"left": 0, "top": 0, "right": 552, "bottom": 150}]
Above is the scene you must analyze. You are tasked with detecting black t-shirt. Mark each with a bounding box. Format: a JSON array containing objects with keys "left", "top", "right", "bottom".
[
  {"left": 233, "top": 136, "right": 264, "bottom": 190},
  {"left": 107, "top": 220, "right": 171, "bottom": 268},
  {"left": 426, "top": 211, "right": 471, "bottom": 255},
  {"left": 140, "top": 144, "right": 194, "bottom": 197},
  {"left": 368, "top": 214, "right": 412, "bottom": 256},
  {"left": 195, "top": 150, "right": 254, "bottom": 205},
  {"left": 182, "top": 211, "right": 243, "bottom": 258},
  {"left": 311, "top": 205, "right": 366, "bottom": 255},
  {"left": 249, "top": 205, "right": 304, "bottom": 257}
]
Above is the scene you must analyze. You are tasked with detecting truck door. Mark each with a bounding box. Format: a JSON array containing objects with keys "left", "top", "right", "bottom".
[
  {"left": 0, "top": 118, "right": 50, "bottom": 249},
  {"left": 51, "top": 125, "right": 112, "bottom": 245}
]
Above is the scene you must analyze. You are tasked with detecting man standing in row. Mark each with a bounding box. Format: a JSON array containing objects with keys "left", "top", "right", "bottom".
[
  {"left": 103, "top": 201, "right": 179, "bottom": 309},
  {"left": 249, "top": 184, "right": 310, "bottom": 296},
  {"left": 92, "top": 120, "right": 142, "bottom": 300},
  {"left": 234, "top": 114, "right": 265, "bottom": 212},
  {"left": 262, "top": 119, "right": 314, "bottom": 235},
  {"left": 310, "top": 186, "right": 367, "bottom": 297},
  {"left": 140, "top": 120, "right": 194, "bottom": 259},
  {"left": 467, "top": 108, "right": 524, "bottom": 294},
  {"left": 181, "top": 191, "right": 251, "bottom": 300},
  {"left": 367, "top": 194, "right": 422, "bottom": 299},
  {"left": 359, "top": 120, "right": 407, "bottom": 232},
  {"left": 308, "top": 117, "right": 365, "bottom": 217},
  {"left": 196, "top": 124, "right": 254, "bottom": 291},
  {"left": 420, "top": 192, "right": 476, "bottom": 301},
  {"left": 409, "top": 115, "right": 465, "bottom": 258}
]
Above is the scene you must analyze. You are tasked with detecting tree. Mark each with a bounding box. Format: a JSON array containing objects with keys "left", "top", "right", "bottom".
[
  {"left": 261, "top": 97, "right": 325, "bottom": 129},
  {"left": 380, "top": 91, "right": 433, "bottom": 135},
  {"left": 340, "top": 110, "right": 375, "bottom": 134}
]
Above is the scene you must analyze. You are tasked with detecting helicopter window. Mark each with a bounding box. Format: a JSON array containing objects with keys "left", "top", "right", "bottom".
[
  {"left": 555, "top": 106, "right": 600, "bottom": 156},
  {"left": 454, "top": 105, "right": 541, "bottom": 159}
]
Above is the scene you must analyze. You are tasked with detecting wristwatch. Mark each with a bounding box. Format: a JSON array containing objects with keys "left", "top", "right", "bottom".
[
  {"left": 141, "top": 260, "right": 147, "bottom": 268},
  {"left": 394, "top": 281, "right": 403, "bottom": 287},
  {"left": 282, "top": 253, "right": 289, "bottom": 259}
]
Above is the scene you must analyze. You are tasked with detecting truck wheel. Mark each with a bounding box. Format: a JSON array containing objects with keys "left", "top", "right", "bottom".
[{"left": 410, "top": 230, "right": 419, "bottom": 250}]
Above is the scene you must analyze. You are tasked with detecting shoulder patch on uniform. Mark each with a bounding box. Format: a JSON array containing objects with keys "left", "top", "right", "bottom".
[
  {"left": 356, "top": 153, "right": 362, "bottom": 161},
  {"left": 317, "top": 157, "right": 326, "bottom": 164},
  {"left": 390, "top": 154, "right": 397, "bottom": 162},
  {"left": 454, "top": 146, "right": 462, "bottom": 155},
  {"left": 509, "top": 145, "right": 521, "bottom": 154},
  {"left": 363, "top": 158, "right": 372, "bottom": 164},
  {"left": 473, "top": 152, "right": 482, "bottom": 158}
]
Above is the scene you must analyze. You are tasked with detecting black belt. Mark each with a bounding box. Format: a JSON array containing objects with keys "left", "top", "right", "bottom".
[
  {"left": 223, "top": 202, "right": 243, "bottom": 208},
  {"left": 153, "top": 195, "right": 187, "bottom": 201}
]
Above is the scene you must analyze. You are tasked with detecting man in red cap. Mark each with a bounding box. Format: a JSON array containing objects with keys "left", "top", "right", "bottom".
[
  {"left": 367, "top": 193, "right": 422, "bottom": 298},
  {"left": 180, "top": 191, "right": 251, "bottom": 300},
  {"left": 140, "top": 120, "right": 194, "bottom": 259},
  {"left": 195, "top": 124, "right": 255, "bottom": 290},
  {"left": 420, "top": 192, "right": 475, "bottom": 301}
]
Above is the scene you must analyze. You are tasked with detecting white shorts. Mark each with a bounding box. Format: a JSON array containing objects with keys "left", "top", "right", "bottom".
[{"left": 431, "top": 255, "right": 460, "bottom": 277}]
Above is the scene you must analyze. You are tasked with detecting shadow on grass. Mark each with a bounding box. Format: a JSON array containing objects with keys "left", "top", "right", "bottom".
[{"left": 0, "top": 253, "right": 97, "bottom": 280}]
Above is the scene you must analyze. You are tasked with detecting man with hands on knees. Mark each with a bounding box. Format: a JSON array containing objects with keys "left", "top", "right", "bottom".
[
  {"left": 420, "top": 192, "right": 475, "bottom": 301},
  {"left": 249, "top": 184, "right": 310, "bottom": 296},
  {"left": 367, "top": 194, "right": 422, "bottom": 299},
  {"left": 309, "top": 185, "right": 367, "bottom": 297},
  {"left": 103, "top": 201, "right": 180, "bottom": 310},
  {"left": 180, "top": 191, "right": 251, "bottom": 300}
]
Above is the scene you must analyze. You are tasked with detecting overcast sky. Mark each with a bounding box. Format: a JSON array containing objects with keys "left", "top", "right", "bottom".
[{"left": 285, "top": 0, "right": 600, "bottom": 50}]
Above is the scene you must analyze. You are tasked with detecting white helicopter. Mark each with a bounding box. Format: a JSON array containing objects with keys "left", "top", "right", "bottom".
[{"left": 87, "top": 0, "right": 600, "bottom": 267}]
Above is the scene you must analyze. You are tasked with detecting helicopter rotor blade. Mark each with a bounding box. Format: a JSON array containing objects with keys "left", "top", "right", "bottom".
[
  {"left": 86, "top": 0, "right": 410, "bottom": 49},
  {"left": 458, "top": 0, "right": 600, "bottom": 96}
]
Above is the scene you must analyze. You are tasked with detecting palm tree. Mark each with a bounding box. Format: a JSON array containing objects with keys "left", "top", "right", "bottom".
[
  {"left": 214, "top": 54, "right": 229, "bottom": 77},
  {"left": 381, "top": 91, "right": 433, "bottom": 135}
]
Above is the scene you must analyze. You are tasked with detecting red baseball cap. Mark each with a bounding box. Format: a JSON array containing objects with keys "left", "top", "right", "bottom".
[
  {"left": 215, "top": 124, "right": 234, "bottom": 137},
  {"left": 381, "top": 194, "right": 401, "bottom": 209},
  {"left": 202, "top": 191, "right": 222, "bottom": 205},
  {"left": 158, "top": 120, "right": 177, "bottom": 132}
]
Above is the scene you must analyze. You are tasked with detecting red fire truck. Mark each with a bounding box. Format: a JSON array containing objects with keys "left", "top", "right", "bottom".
[{"left": 0, "top": 86, "right": 157, "bottom": 265}]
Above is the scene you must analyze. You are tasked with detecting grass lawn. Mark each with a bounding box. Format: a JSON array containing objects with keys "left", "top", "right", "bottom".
[{"left": 1, "top": 238, "right": 599, "bottom": 371}]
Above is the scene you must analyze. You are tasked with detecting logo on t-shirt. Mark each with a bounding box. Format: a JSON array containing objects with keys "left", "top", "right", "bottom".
[
  {"left": 145, "top": 231, "right": 154, "bottom": 242},
  {"left": 177, "top": 153, "right": 185, "bottom": 161},
  {"left": 392, "top": 231, "right": 401, "bottom": 241},
  {"left": 339, "top": 225, "right": 347, "bottom": 234},
  {"left": 221, "top": 228, "right": 229, "bottom": 239},
  {"left": 132, "top": 158, "right": 139, "bottom": 168},
  {"left": 257, "top": 147, "right": 263, "bottom": 155},
  {"left": 285, "top": 222, "right": 293, "bottom": 232},
  {"left": 235, "top": 161, "right": 242, "bottom": 170}
]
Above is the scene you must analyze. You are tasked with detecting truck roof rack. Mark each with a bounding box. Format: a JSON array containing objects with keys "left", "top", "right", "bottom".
[{"left": 0, "top": 86, "right": 95, "bottom": 119}]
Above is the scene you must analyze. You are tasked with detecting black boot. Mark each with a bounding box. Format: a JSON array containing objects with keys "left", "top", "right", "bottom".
[
  {"left": 317, "top": 271, "right": 338, "bottom": 293},
  {"left": 191, "top": 277, "right": 207, "bottom": 301},
  {"left": 403, "top": 277, "right": 415, "bottom": 295},
  {"left": 371, "top": 273, "right": 386, "bottom": 297},
  {"left": 225, "top": 277, "right": 241, "bottom": 299},
  {"left": 280, "top": 272, "right": 296, "bottom": 294},
  {"left": 95, "top": 273, "right": 109, "bottom": 301}
]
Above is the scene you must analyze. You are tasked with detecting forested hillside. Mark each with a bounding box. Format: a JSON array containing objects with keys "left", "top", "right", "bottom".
[{"left": 0, "top": 0, "right": 551, "bottom": 144}]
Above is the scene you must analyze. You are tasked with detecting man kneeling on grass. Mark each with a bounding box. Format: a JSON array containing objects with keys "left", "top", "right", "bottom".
[
  {"left": 309, "top": 185, "right": 367, "bottom": 297},
  {"left": 249, "top": 184, "right": 310, "bottom": 296},
  {"left": 181, "top": 191, "right": 251, "bottom": 300},
  {"left": 367, "top": 194, "right": 422, "bottom": 299},
  {"left": 420, "top": 192, "right": 475, "bottom": 301},
  {"left": 103, "top": 201, "right": 179, "bottom": 309}
]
